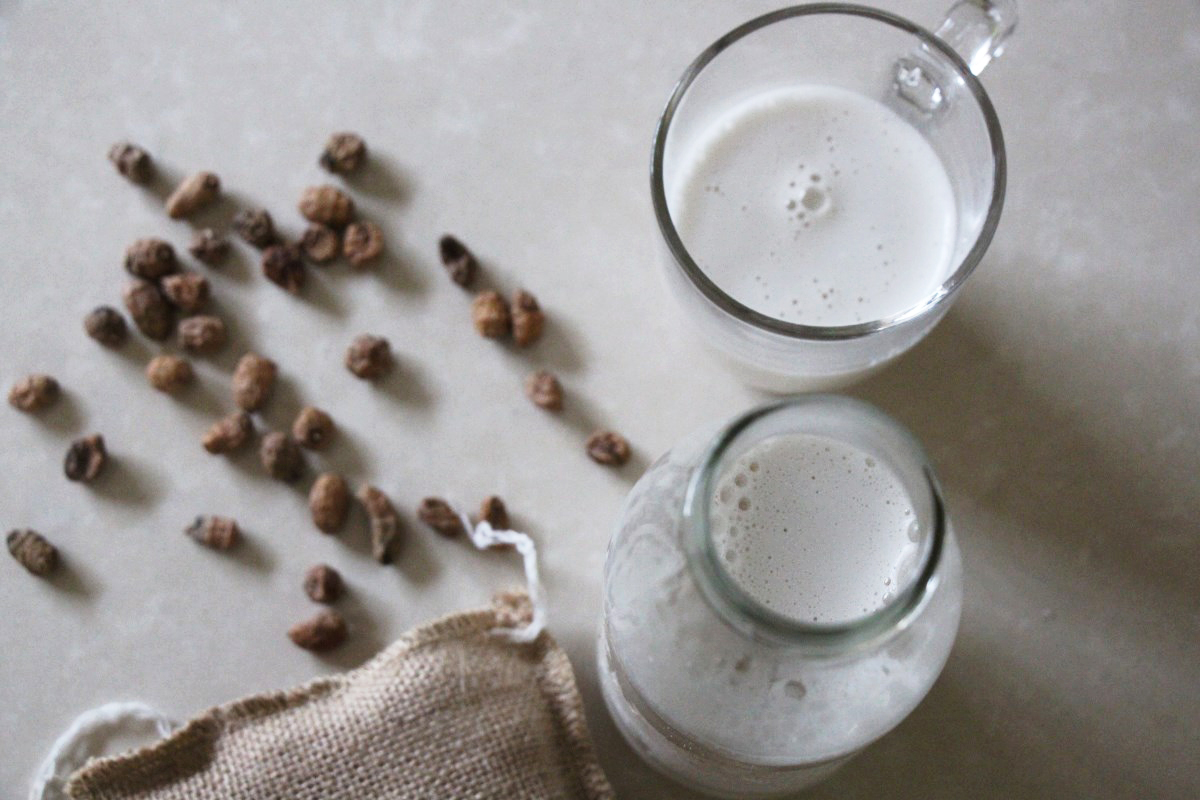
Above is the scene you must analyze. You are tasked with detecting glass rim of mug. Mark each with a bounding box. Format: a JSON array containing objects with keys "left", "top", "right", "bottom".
[
  {"left": 681, "top": 395, "right": 947, "bottom": 648},
  {"left": 651, "top": 3, "right": 1007, "bottom": 342}
]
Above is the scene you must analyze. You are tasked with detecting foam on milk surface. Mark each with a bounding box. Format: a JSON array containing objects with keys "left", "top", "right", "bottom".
[
  {"left": 710, "top": 433, "right": 920, "bottom": 624},
  {"left": 672, "top": 85, "right": 957, "bottom": 326}
]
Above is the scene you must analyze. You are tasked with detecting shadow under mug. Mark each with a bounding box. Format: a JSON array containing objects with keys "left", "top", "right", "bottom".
[{"left": 652, "top": 1, "right": 1015, "bottom": 392}]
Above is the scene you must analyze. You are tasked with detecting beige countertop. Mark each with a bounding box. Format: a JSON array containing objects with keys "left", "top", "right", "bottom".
[{"left": 1, "top": 2, "right": 1197, "bottom": 797}]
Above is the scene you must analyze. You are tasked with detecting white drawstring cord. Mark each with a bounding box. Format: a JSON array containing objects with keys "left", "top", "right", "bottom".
[
  {"left": 29, "top": 701, "right": 177, "bottom": 800},
  {"left": 457, "top": 512, "right": 547, "bottom": 644}
]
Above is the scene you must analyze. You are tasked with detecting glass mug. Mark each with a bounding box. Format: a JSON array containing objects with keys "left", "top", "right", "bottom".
[
  {"left": 652, "top": 1, "right": 1016, "bottom": 391},
  {"left": 598, "top": 395, "right": 962, "bottom": 797}
]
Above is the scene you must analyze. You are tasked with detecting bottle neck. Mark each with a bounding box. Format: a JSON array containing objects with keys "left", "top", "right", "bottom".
[{"left": 681, "top": 395, "right": 947, "bottom": 652}]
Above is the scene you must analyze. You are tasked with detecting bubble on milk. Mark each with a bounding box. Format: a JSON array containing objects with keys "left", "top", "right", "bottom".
[{"left": 782, "top": 679, "right": 808, "bottom": 701}]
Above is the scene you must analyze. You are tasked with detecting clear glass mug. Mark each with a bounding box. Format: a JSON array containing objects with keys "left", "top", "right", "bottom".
[
  {"left": 598, "top": 395, "right": 962, "bottom": 797},
  {"left": 652, "top": 1, "right": 1016, "bottom": 391}
]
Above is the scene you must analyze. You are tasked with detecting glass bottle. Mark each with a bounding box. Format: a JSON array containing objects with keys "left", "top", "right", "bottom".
[{"left": 598, "top": 395, "right": 963, "bottom": 797}]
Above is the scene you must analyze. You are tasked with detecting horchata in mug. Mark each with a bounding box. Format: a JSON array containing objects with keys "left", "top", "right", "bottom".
[
  {"left": 598, "top": 395, "right": 964, "bottom": 796},
  {"left": 652, "top": 1, "right": 1015, "bottom": 390}
]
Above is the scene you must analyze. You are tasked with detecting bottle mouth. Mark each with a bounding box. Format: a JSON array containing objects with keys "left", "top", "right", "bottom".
[{"left": 682, "top": 395, "right": 947, "bottom": 649}]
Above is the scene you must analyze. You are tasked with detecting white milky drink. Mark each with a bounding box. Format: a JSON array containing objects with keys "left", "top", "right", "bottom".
[
  {"left": 710, "top": 433, "right": 922, "bottom": 625},
  {"left": 600, "top": 408, "right": 963, "bottom": 797},
  {"left": 671, "top": 85, "right": 958, "bottom": 326}
]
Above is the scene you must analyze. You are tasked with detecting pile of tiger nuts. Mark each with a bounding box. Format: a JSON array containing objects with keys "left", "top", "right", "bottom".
[{"left": 6, "top": 132, "right": 633, "bottom": 652}]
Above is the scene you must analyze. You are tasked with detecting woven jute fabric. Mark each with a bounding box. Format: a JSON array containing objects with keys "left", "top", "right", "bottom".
[{"left": 64, "top": 592, "right": 614, "bottom": 800}]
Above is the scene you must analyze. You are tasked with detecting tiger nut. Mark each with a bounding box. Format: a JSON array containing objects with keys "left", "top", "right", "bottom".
[
  {"left": 188, "top": 229, "right": 230, "bottom": 266},
  {"left": 232, "top": 353, "right": 276, "bottom": 411},
  {"left": 260, "top": 432, "right": 304, "bottom": 483},
  {"left": 300, "top": 223, "right": 339, "bottom": 264},
  {"left": 124, "top": 238, "right": 177, "bottom": 281},
  {"left": 146, "top": 354, "right": 193, "bottom": 393},
  {"left": 185, "top": 515, "right": 239, "bottom": 550},
  {"left": 166, "top": 171, "right": 221, "bottom": 218},
  {"left": 319, "top": 132, "right": 367, "bottom": 174},
  {"left": 309, "top": 473, "right": 349, "bottom": 533},
  {"left": 160, "top": 273, "right": 210, "bottom": 313},
  {"left": 418, "top": 497, "right": 465, "bottom": 538},
  {"left": 261, "top": 243, "right": 306, "bottom": 293},
  {"left": 108, "top": 142, "right": 153, "bottom": 183},
  {"left": 232, "top": 208, "right": 276, "bottom": 248},
  {"left": 288, "top": 609, "right": 347, "bottom": 651},
  {"left": 345, "top": 334, "right": 391, "bottom": 380},
  {"left": 471, "top": 291, "right": 510, "bottom": 338},
  {"left": 6, "top": 529, "right": 58, "bottom": 576},
  {"left": 292, "top": 406, "right": 334, "bottom": 449},
  {"left": 123, "top": 279, "right": 174, "bottom": 341},
  {"left": 64, "top": 434, "right": 107, "bottom": 482},
  {"left": 8, "top": 374, "right": 59, "bottom": 412},
  {"left": 586, "top": 430, "right": 631, "bottom": 467},
  {"left": 511, "top": 289, "right": 545, "bottom": 347},
  {"left": 304, "top": 564, "right": 344, "bottom": 603},
  {"left": 359, "top": 484, "right": 400, "bottom": 563},
  {"left": 298, "top": 185, "right": 355, "bottom": 227},
  {"left": 525, "top": 370, "right": 563, "bottom": 411},
  {"left": 178, "top": 315, "right": 226, "bottom": 354},
  {"left": 84, "top": 306, "right": 128, "bottom": 347},
  {"left": 438, "top": 234, "right": 477, "bottom": 288},
  {"left": 202, "top": 411, "right": 253, "bottom": 454}
]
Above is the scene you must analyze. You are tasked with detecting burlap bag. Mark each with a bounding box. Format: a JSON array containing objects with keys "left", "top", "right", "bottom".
[{"left": 61, "top": 592, "right": 613, "bottom": 800}]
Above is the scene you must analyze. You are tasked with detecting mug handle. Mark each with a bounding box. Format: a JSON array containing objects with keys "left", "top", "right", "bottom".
[
  {"left": 935, "top": 0, "right": 1018, "bottom": 76},
  {"left": 895, "top": 0, "right": 1017, "bottom": 112}
]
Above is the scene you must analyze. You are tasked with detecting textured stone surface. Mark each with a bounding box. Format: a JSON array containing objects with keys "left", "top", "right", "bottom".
[{"left": 0, "top": 2, "right": 1197, "bottom": 799}]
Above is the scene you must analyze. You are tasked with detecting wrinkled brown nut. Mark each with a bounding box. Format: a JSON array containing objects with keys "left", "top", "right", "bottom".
[
  {"left": 525, "top": 370, "right": 563, "bottom": 411},
  {"left": 201, "top": 411, "right": 253, "bottom": 454},
  {"left": 146, "top": 354, "right": 193, "bottom": 393},
  {"left": 64, "top": 434, "right": 107, "bottom": 482},
  {"left": 309, "top": 473, "right": 350, "bottom": 533},
  {"left": 359, "top": 484, "right": 400, "bottom": 563},
  {"left": 292, "top": 406, "right": 334, "bottom": 449},
  {"left": 188, "top": 228, "right": 229, "bottom": 266},
  {"left": 6, "top": 529, "right": 58, "bottom": 576},
  {"left": 438, "top": 235, "right": 478, "bottom": 287},
  {"left": 184, "top": 515, "right": 239, "bottom": 550},
  {"left": 345, "top": 334, "right": 391, "bottom": 380},
  {"left": 300, "top": 223, "right": 339, "bottom": 264},
  {"left": 261, "top": 243, "right": 306, "bottom": 293},
  {"left": 232, "top": 208, "right": 276, "bottom": 248},
  {"left": 8, "top": 374, "right": 59, "bottom": 412},
  {"left": 479, "top": 495, "right": 510, "bottom": 530},
  {"left": 298, "top": 185, "right": 354, "bottom": 227},
  {"left": 288, "top": 609, "right": 347, "bottom": 651},
  {"left": 166, "top": 171, "right": 221, "bottom": 219},
  {"left": 123, "top": 279, "right": 174, "bottom": 341},
  {"left": 304, "top": 563, "right": 344, "bottom": 603},
  {"left": 586, "top": 430, "right": 631, "bottom": 466},
  {"left": 160, "top": 273, "right": 210, "bottom": 312},
  {"left": 178, "top": 315, "right": 226, "bottom": 354},
  {"left": 84, "top": 306, "right": 128, "bottom": 347},
  {"left": 108, "top": 142, "right": 153, "bottom": 183},
  {"left": 471, "top": 291, "right": 511, "bottom": 338},
  {"left": 418, "top": 497, "right": 465, "bottom": 538},
  {"left": 342, "top": 221, "right": 383, "bottom": 267},
  {"left": 260, "top": 432, "right": 304, "bottom": 483},
  {"left": 511, "top": 289, "right": 545, "bottom": 347},
  {"left": 124, "top": 237, "right": 177, "bottom": 280},
  {"left": 319, "top": 132, "right": 367, "bottom": 174},
  {"left": 232, "top": 353, "right": 276, "bottom": 411}
]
